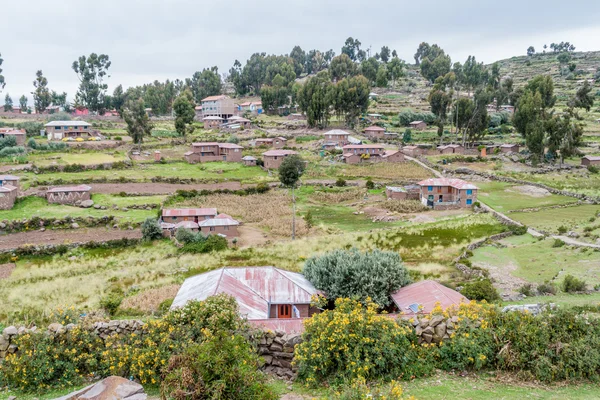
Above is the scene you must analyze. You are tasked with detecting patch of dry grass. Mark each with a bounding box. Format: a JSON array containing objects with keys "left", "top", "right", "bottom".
[
  {"left": 306, "top": 161, "right": 433, "bottom": 181},
  {"left": 178, "top": 191, "right": 309, "bottom": 237},
  {"left": 120, "top": 284, "right": 181, "bottom": 313},
  {"left": 381, "top": 200, "right": 429, "bottom": 213},
  {"left": 310, "top": 188, "right": 366, "bottom": 204}
]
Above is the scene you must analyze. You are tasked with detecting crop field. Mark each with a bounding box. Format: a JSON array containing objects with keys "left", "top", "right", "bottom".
[
  {"left": 476, "top": 181, "right": 578, "bottom": 212},
  {"left": 305, "top": 160, "right": 434, "bottom": 181}
]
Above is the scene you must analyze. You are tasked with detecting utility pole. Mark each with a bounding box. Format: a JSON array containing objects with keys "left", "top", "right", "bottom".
[{"left": 291, "top": 185, "right": 296, "bottom": 240}]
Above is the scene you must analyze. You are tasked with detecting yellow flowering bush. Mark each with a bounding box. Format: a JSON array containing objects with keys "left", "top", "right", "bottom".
[
  {"left": 295, "top": 298, "right": 429, "bottom": 384},
  {"left": 331, "top": 377, "right": 415, "bottom": 400}
]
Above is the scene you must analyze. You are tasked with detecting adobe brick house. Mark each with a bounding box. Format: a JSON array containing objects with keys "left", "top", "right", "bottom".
[
  {"left": 184, "top": 142, "right": 244, "bottom": 163},
  {"left": 364, "top": 125, "right": 385, "bottom": 139},
  {"left": 402, "top": 145, "right": 425, "bottom": 157},
  {"left": 500, "top": 144, "right": 520, "bottom": 153},
  {"left": 242, "top": 156, "right": 257, "bottom": 166},
  {"left": 342, "top": 145, "right": 405, "bottom": 164},
  {"left": 202, "top": 116, "right": 223, "bottom": 129},
  {"left": 0, "top": 128, "right": 26, "bottom": 146},
  {"left": 409, "top": 121, "right": 427, "bottom": 131},
  {"left": 437, "top": 144, "right": 464, "bottom": 155},
  {"left": 392, "top": 280, "right": 468, "bottom": 316},
  {"left": 418, "top": 178, "right": 478, "bottom": 210},
  {"left": 386, "top": 185, "right": 420, "bottom": 201},
  {"left": 262, "top": 149, "right": 298, "bottom": 169},
  {"left": 162, "top": 208, "right": 218, "bottom": 224},
  {"left": 171, "top": 266, "right": 320, "bottom": 321},
  {"left": 323, "top": 129, "right": 350, "bottom": 146},
  {"left": 581, "top": 156, "right": 600, "bottom": 166},
  {"left": 237, "top": 101, "right": 263, "bottom": 115},
  {"left": 201, "top": 95, "right": 235, "bottom": 119},
  {"left": 46, "top": 185, "right": 92, "bottom": 205},
  {"left": 255, "top": 137, "right": 287, "bottom": 149},
  {"left": 0, "top": 175, "right": 20, "bottom": 190},
  {"left": 198, "top": 213, "right": 240, "bottom": 237},
  {"left": 0, "top": 185, "right": 17, "bottom": 210},
  {"left": 45, "top": 121, "right": 92, "bottom": 140}
]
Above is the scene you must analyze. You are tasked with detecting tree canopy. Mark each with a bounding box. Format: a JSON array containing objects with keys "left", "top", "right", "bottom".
[
  {"left": 123, "top": 97, "right": 154, "bottom": 146},
  {"left": 188, "top": 67, "right": 221, "bottom": 103},
  {"left": 32, "top": 70, "right": 51, "bottom": 113},
  {"left": 72, "top": 53, "right": 111, "bottom": 113},
  {"left": 173, "top": 89, "right": 196, "bottom": 137},
  {"left": 278, "top": 154, "right": 305, "bottom": 188},
  {"left": 0, "top": 53, "right": 5, "bottom": 94}
]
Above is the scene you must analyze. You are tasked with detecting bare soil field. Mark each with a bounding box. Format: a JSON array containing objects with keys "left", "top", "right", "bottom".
[
  {"left": 0, "top": 263, "right": 16, "bottom": 279},
  {"left": 0, "top": 228, "right": 142, "bottom": 251}
]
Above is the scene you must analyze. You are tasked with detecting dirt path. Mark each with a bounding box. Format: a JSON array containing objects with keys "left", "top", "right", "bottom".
[
  {"left": 25, "top": 182, "right": 246, "bottom": 196},
  {"left": 0, "top": 228, "right": 142, "bottom": 251},
  {"left": 0, "top": 164, "right": 31, "bottom": 173}
]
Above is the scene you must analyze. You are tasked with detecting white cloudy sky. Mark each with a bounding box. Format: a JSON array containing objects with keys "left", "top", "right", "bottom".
[{"left": 2, "top": 0, "right": 599, "bottom": 102}]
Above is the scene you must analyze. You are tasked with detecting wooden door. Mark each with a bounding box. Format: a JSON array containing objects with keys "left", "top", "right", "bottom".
[{"left": 278, "top": 304, "right": 291, "bottom": 319}]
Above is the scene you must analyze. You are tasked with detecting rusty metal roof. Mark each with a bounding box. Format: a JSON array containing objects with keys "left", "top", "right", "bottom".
[
  {"left": 343, "top": 144, "right": 385, "bottom": 149},
  {"left": 198, "top": 218, "right": 239, "bottom": 227},
  {"left": 171, "top": 267, "right": 318, "bottom": 320},
  {"left": 365, "top": 125, "right": 385, "bottom": 131},
  {"left": 262, "top": 150, "right": 297, "bottom": 157},
  {"left": 418, "top": 178, "right": 478, "bottom": 190},
  {"left": 391, "top": 280, "right": 469, "bottom": 316},
  {"left": 162, "top": 208, "right": 217, "bottom": 217},
  {"left": 250, "top": 318, "right": 307, "bottom": 334},
  {"left": 0, "top": 184, "right": 17, "bottom": 193}
]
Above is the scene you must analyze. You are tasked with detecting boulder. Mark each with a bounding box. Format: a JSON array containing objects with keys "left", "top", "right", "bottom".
[
  {"left": 3, "top": 326, "right": 18, "bottom": 338},
  {"left": 434, "top": 322, "right": 447, "bottom": 338},
  {"left": 80, "top": 200, "right": 94, "bottom": 208},
  {"left": 54, "top": 376, "right": 147, "bottom": 400},
  {"left": 429, "top": 315, "right": 445, "bottom": 327},
  {"left": 71, "top": 223, "right": 80, "bottom": 229}
]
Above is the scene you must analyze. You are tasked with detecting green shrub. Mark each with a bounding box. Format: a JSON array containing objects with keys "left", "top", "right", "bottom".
[
  {"left": 99, "top": 291, "right": 124, "bottom": 316},
  {"left": 141, "top": 217, "right": 163, "bottom": 241},
  {"left": 180, "top": 234, "right": 228, "bottom": 254},
  {"left": 303, "top": 249, "right": 412, "bottom": 308},
  {"left": 557, "top": 225, "right": 568, "bottom": 234},
  {"left": 175, "top": 227, "right": 198, "bottom": 244},
  {"left": 158, "top": 298, "right": 174, "bottom": 315},
  {"left": 114, "top": 136, "right": 123, "bottom": 141},
  {"left": 552, "top": 239, "right": 565, "bottom": 248},
  {"left": 508, "top": 224, "right": 528, "bottom": 235},
  {"left": 304, "top": 210, "right": 314, "bottom": 228},
  {"left": 161, "top": 332, "right": 276, "bottom": 400},
  {"left": 562, "top": 274, "right": 587, "bottom": 293},
  {"left": 365, "top": 179, "right": 375, "bottom": 190},
  {"left": 537, "top": 281, "right": 557, "bottom": 295},
  {"left": 461, "top": 279, "right": 500, "bottom": 302},
  {"left": 335, "top": 177, "right": 347, "bottom": 187},
  {"left": 518, "top": 283, "right": 535, "bottom": 297},
  {"left": 588, "top": 165, "right": 599, "bottom": 174}
]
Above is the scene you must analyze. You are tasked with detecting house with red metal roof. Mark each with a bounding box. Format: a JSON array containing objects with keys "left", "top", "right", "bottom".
[
  {"left": 262, "top": 149, "right": 298, "bottom": 169},
  {"left": 418, "top": 178, "right": 478, "bottom": 209},
  {"left": 46, "top": 185, "right": 92, "bottom": 205},
  {"left": 582, "top": 155, "right": 600, "bottom": 166},
  {"left": 184, "top": 142, "right": 244, "bottom": 163},
  {"left": 162, "top": 208, "right": 218, "bottom": 224},
  {"left": 255, "top": 137, "right": 287, "bottom": 149},
  {"left": 391, "top": 280, "right": 468, "bottom": 316},
  {"left": 171, "top": 266, "right": 320, "bottom": 322}
]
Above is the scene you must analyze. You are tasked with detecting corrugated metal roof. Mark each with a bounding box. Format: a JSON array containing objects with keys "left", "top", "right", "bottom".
[
  {"left": 171, "top": 267, "right": 318, "bottom": 320},
  {"left": 386, "top": 186, "right": 406, "bottom": 193},
  {"left": 250, "top": 318, "right": 306, "bottom": 334},
  {"left": 391, "top": 280, "right": 468, "bottom": 316},
  {"left": 418, "top": 178, "right": 478, "bottom": 190},
  {"left": 198, "top": 218, "right": 240, "bottom": 227},
  {"left": 365, "top": 125, "right": 385, "bottom": 131},
  {"left": 0, "top": 130, "right": 25, "bottom": 135},
  {"left": 0, "top": 175, "right": 20, "bottom": 181},
  {"left": 202, "top": 116, "right": 223, "bottom": 120},
  {"left": 162, "top": 208, "right": 217, "bottom": 217},
  {"left": 174, "top": 221, "right": 199, "bottom": 229},
  {"left": 44, "top": 121, "right": 91, "bottom": 127},
  {"left": 343, "top": 144, "right": 385, "bottom": 150},
  {"left": 324, "top": 129, "right": 349, "bottom": 136},
  {"left": 201, "top": 95, "right": 229, "bottom": 102},
  {"left": 409, "top": 120, "right": 425, "bottom": 124},
  {"left": 242, "top": 156, "right": 257, "bottom": 161},
  {"left": 47, "top": 185, "right": 91, "bottom": 193},
  {"left": 263, "top": 150, "right": 297, "bottom": 157},
  {"left": 583, "top": 155, "right": 600, "bottom": 161}
]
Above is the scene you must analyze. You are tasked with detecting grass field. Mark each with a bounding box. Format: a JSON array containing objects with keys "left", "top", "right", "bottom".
[
  {"left": 17, "top": 161, "right": 272, "bottom": 188},
  {"left": 510, "top": 204, "right": 600, "bottom": 234},
  {"left": 471, "top": 234, "right": 600, "bottom": 286},
  {"left": 305, "top": 160, "right": 434, "bottom": 181},
  {"left": 477, "top": 181, "right": 578, "bottom": 212},
  {"left": 28, "top": 152, "right": 127, "bottom": 166},
  {"left": 499, "top": 170, "right": 600, "bottom": 197}
]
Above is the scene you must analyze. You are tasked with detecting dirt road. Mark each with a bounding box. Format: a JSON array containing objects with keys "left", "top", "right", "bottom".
[{"left": 0, "top": 228, "right": 142, "bottom": 251}]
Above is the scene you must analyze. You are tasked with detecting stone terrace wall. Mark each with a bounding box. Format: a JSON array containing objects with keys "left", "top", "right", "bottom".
[{"left": 258, "top": 330, "right": 302, "bottom": 380}]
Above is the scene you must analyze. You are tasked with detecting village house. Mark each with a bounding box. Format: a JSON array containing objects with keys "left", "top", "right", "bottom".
[
  {"left": 162, "top": 208, "right": 218, "bottom": 224},
  {"left": 0, "top": 175, "right": 20, "bottom": 190},
  {"left": 323, "top": 129, "right": 350, "bottom": 146},
  {"left": 46, "top": 185, "right": 92, "bottom": 205},
  {"left": 237, "top": 101, "right": 263, "bottom": 116},
  {"left": 386, "top": 185, "right": 420, "bottom": 201},
  {"left": 342, "top": 144, "right": 405, "bottom": 164},
  {"left": 222, "top": 117, "right": 252, "bottom": 130},
  {"left": 194, "top": 105, "right": 203, "bottom": 120},
  {"left": 262, "top": 149, "right": 298, "bottom": 169},
  {"left": 500, "top": 105, "right": 515, "bottom": 113},
  {"left": 287, "top": 113, "right": 305, "bottom": 121},
  {"left": 418, "top": 178, "right": 478, "bottom": 209},
  {"left": 161, "top": 209, "right": 240, "bottom": 238},
  {"left": 255, "top": 137, "right": 287, "bottom": 149},
  {"left": 242, "top": 155, "right": 257, "bottom": 166},
  {"left": 9, "top": 106, "right": 22, "bottom": 114},
  {"left": 500, "top": 144, "right": 520, "bottom": 153},
  {"left": 45, "top": 121, "right": 92, "bottom": 140},
  {"left": 392, "top": 280, "right": 468, "bottom": 316},
  {"left": 437, "top": 144, "right": 464, "bottom": 155},
  {"left": 198, "top": 213, "right": 240, "bottom": 237},
  {"left": 0, "top": 128, "right": 26, "bottom": 146},
  {"left": 0, "top": 185, "right": 17, "bottom": 210},
  {"left": 201, "top": 95, "right": 235, "bottom": 120},
  {"left": 402, "top": 145, "right": 425, "bottom": 157},
  {"left": 202, "top": 116, "right": 223, "bottom": 129},
  {"left": 364, "top": 125, "right": 385, "bottom": 138},
  {"left": 581, "top": 155, "right": 600, "bottom": 166},
  {"left": 171, "top": 266, "right": 320, "bottom": 322},
  {"left": 43, "top": 105, "right": 61, "bottom": 114},
  {"left": 184, "top": 142, "right": 244, "bottom": 163},
  {"left": 409, "top": 121, "right": 427, "bottom": 131}
]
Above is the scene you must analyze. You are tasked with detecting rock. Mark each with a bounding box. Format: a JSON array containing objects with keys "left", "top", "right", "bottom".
[
  {"left": 80, "top": 200, "right": 94, "bottom": 208},
  {"left": 434, "top": 323, "right": 447, "bottom": 338},
  {"left": 0, "top": 336, "right": 9, "bottom": 351},
  {"left": 0, "top": 222, "right": 5, "bottom": 229},
  {"left": 419, "top": 318, "right": 430, "bottom": 328},
  {"left": 422, "top": 333, "right": 433, "bottom": 343},
  {"left": 93, "top": 204, "right": 101, "bottom": 209},
  {"left": 3, "top": 326, "right": 18, "bottom": 337},
  {"left": 71, "top": 223, "right": 80, "bottom": 229},
  {"left": 567, "top": 231, "right": 580, "bottom": 238},
  {"left": 121, "top": 207, "right": 129, "bottom": 212},
  {"left": 429, "top": 315, "right": 445, "bottom": 327},
  {"left": 269, "top": 344, "right": 283, "bottom": 352},
  {"left": 53, "top": 376, "right": 147, "bottom": 400},
  {"left": 262, "top": 355, "right": 273, "bottom": 365},
  {"left": 7, "top": 396, "right": 16, "bottom": 400},
  {"left": 422, "top": 326, "right": 435, "bottom": 336}
]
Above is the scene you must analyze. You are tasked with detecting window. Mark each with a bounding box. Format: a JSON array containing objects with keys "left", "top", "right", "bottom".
[
  {"left": 427, "top": 186, "right": 433, "bottom": 192},
  {"left": 467, "top": 199, "right": 473, "bottom": 205},
  {"left": 467, "top": 189, "right": 473, "bottom": 195},
  {"left": 224, "top": 226, "right": 229, "bottom": 231},
  {"left": 172, "top": 217, "right": 176, "bottom": 220},
  {"left": 55, "top": 126, "right": 62, "bottom": 130},
  {"left": 210, "top": 227, "right": 215, "bottom": 231}
]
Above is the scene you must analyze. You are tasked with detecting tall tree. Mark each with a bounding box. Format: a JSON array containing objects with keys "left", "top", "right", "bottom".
[
  {"left": 375, "top": 64, "right": 388, "bottom": 88},
  {"left": 387, "top": 57, "right": 405, "bottom": 88},
  {"left": 331, "top": 75, "right": 370, "bottom": 127},
  {"left": 278, "top": 154, "right": 306, "bottom": 240},
  {"left": 290, "top": 46, "right": 306, "bottom": 77},
  {"left": 360, "top": 57, "right": 379, "bottom": 84},
  {"left": 189, "top": 67, "right": 222, "bottom": 103},
  {"left": 428, "top": 73, "right": 455, "bottom": 142},
  {"left": 297, "top": 71, "right": 333, "bottom": 128},
  {"left": 379, "top": 46, "right": 391, "bottom": 63},
  {"left": 173, "top": 89, "right": 196, "bottom": 137},
  {"left": 50, "top": 91, "right": 70, "bottom": 112},
  {"left": 341, "top": 37, "right": 363, "bottom": 62},
  {"left": 460, "top": 56, "right": 486, "bottom": 95},
  {"left": 0, "top": 53, "right": 5, "bottom": 94},
  {"left": 123, "top": 97, "right": 153, "bottom": 149},
  {"left": 419, "top": 44, "right": 451, "bottom": 83},
  {"left": 527, "top": 46, "right": 536, "bottom": 57},
  {"left": 3, "top": 93, "right": 12, "bottom": 112},
  {"left": 19, "top": 95, "right": 27, "bottom": 111},
  {"left": 570, "top": 80, "right": 594, "bottom": 111},
  {"left": 72, "top": 53, "right": 111, "bottom": 113},
  {"left": 111, "top": 84, "right": 126, "bottom": 113},
  {"left": 32, "top": 70, "right": 51, "bottom": 113},
  {"left": 329, "top": 54, "right": 357, "bottom": 82}
]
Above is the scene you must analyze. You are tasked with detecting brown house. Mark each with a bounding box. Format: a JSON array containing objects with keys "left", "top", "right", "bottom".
[
  {"left": 45, "top": 121, "right": 92, "bottom": 141},
  {"left": 500, "top": 144, "right": 520, "bottom": 153},
  {"left": 162, "top": 208, "right": 218, "bottom": 224},
  {"left": 242, "top": 156, "right": 257, "bottom": 166},
  {"left": 171, "top": 267, "right": 320, "bottom": 323},
  {"left": 324, "top": 129, "right": 350, "bottom": 146},
  {"left": 262, "top": 149, "right": 298, "bottom": 169},
  {"left": 409, "top": 121, "right": 427, "bottom": 131},
  {"left": 198, "top": 214, "right": 240, "bottom": 237},
  {"left": 402, "top": 145, "right": 425, "bottom": 157},
  {"left": 201, "top": 95, "right": 235, "bottom": 119},
  {"left": 437, "top": 144, "right": 464, "bottom": 155},
  {"left": 0, "top": 175, "right": 20, "bottom": 190},
  {"left": 418, "top": 178, "right": 478, "bottom": 210},
  {"left": 202, "top": 116, "right": 223, "bottom": 129},
  {"left": 184, "top": 142, "right": 244, "bottom": 163},
  {"left": 46, "top": 185, "right": 92, "bottom": 205},
  {"left": 0, "top": 185, "right": 17, "bottom": 210},
  {"left": 342, "top": 145, "right": 405, "bottom": 164},
  {"left": 581, "top": 156, "right": 600, "bottom": 166},
  {"left": 0, "top": 128, "right": 26, "bottom": 146},
  {"left": 255, "top": 137, "right": 287, "bottom": 149},
  {"left": 386, "top": 185, "right": 420, "bottom": 201},
  {"left": 364, "top": 125, "right": 385, "bottom": 139},
  {"left": 161, "top": 209, "right": 240, "bottom": 238}
]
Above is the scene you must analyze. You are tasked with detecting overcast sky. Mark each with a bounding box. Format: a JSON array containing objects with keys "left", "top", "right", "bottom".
[{"left": 2, "top": 0, "right": 600, "bottom": 103}]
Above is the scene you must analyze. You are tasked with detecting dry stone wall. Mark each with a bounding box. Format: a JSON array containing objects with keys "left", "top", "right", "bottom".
[{"left": 258, "top": 330, "right": 302, "bottom": 380}]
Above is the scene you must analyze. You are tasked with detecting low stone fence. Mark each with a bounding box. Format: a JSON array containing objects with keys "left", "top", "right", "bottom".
[
  {"left": 0, "top": 215, "right": 118, "bottom": 233},
  {"left": 258, "top": 330, "right": 302, "bottom": 380},
  {"left": 410, "top": 315, "right": 462, "bottom": 344}
]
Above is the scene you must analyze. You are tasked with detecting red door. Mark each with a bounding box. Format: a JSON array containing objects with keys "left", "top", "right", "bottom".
[{"left": 278, "top": 304, "right": 291, "bottom": 319}]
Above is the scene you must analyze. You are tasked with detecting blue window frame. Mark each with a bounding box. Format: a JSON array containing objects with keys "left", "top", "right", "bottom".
[
  {"left": 467, "top": 189, "right": 472, "bottom": 195},
  {"left": 55, "top": 126, "right": 61, "bottom": 130},
  {"left": 428, "top": 186, "right": 433, "bottom": 192},
  {"left": 466, "top": 199, "right": 473, "bottom": 205}
]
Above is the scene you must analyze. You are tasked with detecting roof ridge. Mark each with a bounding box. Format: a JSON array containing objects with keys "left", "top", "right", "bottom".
[{"left": 274, "top": 267, "right": 314, "bottom": 298}]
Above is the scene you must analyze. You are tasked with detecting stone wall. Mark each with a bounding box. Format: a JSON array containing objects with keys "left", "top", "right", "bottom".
[
  {"left": 410, "top": 315, "right": 462, "bottom": 344},
  {"left": 258, "top": 330, "right": 302, "bottom": 380}
]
